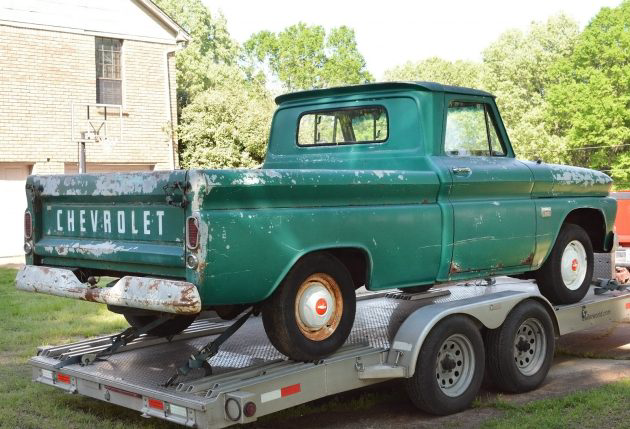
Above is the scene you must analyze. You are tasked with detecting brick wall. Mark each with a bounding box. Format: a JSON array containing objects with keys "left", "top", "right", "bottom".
[{"left": 0, "top": 24, "right": 179, "bottom": 174}]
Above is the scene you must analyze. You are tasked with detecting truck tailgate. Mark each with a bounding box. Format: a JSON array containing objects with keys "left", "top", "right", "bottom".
[{"left": 28, "top": 171, "right": 187, "bottom": 276}]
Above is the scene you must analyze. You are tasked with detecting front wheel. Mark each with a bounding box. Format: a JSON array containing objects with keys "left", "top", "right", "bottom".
[
  {"left": 535, "top": 223, "right": 594, "bottom": 304},
  {"left": 262, "top": 253, "right": 356, "bottom": 361}
]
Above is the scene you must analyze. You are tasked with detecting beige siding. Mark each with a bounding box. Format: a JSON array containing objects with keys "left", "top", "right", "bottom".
[{"left": 0, "top": 24, "right": 179, "bottom": 174}]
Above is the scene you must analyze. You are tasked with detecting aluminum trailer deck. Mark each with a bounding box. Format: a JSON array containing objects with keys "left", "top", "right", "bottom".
[{"left": 28, "top": 278, "right": 630, "bottom": 428}]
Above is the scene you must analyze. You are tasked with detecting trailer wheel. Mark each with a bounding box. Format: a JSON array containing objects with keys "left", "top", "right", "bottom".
[
  {"left": 262, "top": 253, "right": 356, "bottom": 361},
  {"left": 485, "top": 300, "right": 554, "bottom": 393},
  {"left": 535, "top": 223, "right": 593, "bottom": 304},
  {"left": 124, "top": 314, "right": 197, "bottom": 337},
  {"left": 405, "top": 315, "right": 484, "bottom": 415}
]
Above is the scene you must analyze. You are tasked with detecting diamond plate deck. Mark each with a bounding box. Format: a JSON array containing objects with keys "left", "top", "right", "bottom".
[{"left": 31, "top": 278, "right": 542, "bottom": 395}]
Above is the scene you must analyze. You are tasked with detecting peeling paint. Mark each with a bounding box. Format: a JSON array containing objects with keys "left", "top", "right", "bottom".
[{"left": 15, "top": 266, "right": 201, "bottom": 314}]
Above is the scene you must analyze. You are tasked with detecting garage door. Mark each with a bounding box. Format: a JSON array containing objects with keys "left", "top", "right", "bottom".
[
  {"left": 0, "top": 164, "right": 30, "bottom": 258},
  {"left": 64, "top": 163, "right": 154, "bottom": 174}
]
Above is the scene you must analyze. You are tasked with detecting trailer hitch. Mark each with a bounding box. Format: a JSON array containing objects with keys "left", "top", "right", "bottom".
[
  {"left": 54, "top": 315, "right": 174, "bottom": 369},
  {"left": 163, "top": 308, "right": 253, "bottom": 387}
]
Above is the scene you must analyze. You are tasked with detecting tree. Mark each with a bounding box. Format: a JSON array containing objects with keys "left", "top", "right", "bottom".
[
  {"left": 545, "top": 1, "right": 630, "bottom": 185},
  {"left": 383, "top": 57, "right": 483, "bottom": 88},
  {"left": 154, "top": 0, "right": 239, "bottom": 108},
  {"left": 482, "top": 14, "right": 580, "bottom": 163},
  {"left": 245, "top": 23, "right": 373, "bottom": 91},
  {"left": 154, "top": 0, "right": 275, "bottom": 168}
]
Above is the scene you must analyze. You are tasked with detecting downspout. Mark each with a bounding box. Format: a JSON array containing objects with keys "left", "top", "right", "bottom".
[{"left": 164, "top": 47, "right": 178, "bottom": 170}]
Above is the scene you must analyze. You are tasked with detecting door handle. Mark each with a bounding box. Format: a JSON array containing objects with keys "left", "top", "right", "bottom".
[{"left": 452, "top": 167, "right": 472, "bottom": 176}]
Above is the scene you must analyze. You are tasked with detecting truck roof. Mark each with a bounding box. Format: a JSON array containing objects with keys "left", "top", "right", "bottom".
[{"left": 275, "top": 81, "right": 495, "bottom": 105}]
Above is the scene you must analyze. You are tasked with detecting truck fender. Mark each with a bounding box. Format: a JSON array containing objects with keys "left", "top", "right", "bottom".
[{"left": 385, "top": 290, "right": 556, "bottom": 378}]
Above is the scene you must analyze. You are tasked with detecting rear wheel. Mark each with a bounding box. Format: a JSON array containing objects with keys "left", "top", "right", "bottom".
[
  {"left": 485, "top": 300, "right": 555, "bottom": 393},
  {"left": 262, "top": 253, "right": 356, "bottom": 361},
  {"left": 124, "top": 314, "right": 197, "bottom": 337},
  {"left": 535, "top": 223, "right": 593, "bottom": 304},
  {"left": 405, "top": 315, "right": 484, "bottom": 415}
]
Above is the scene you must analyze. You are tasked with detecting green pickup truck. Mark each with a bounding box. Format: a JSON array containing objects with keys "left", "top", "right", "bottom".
[{"left": 16, "top": 82, "right": 616, "bottom": 361}]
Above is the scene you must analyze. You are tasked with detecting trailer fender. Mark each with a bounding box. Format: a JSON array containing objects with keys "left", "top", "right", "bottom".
[{"left": 385, "top": 290, "right": 555, "bottom": 378}]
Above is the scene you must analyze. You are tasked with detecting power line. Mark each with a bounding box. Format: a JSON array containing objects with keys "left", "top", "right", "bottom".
[{"left": 564, "top": 143, "right": 630, "bottom": 151}]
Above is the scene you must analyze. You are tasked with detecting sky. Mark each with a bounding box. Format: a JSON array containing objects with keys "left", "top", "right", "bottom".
[{"left": 203, "top": 0, "right": 622, "bottom": 80}]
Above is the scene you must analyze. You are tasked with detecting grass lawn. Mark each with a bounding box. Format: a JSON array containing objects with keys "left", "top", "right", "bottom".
[{"left": 0, "top": 266, "right": 628, "bottom": 428}]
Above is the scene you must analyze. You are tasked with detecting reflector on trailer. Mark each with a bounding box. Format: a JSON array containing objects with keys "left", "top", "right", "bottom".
[
  {"left": 105, "top": 385, "right": 142, "bottom": 398},
  {"left": 148, "top": 398, "right": 164, "bottom": 410},
  {"left": 168, "top": 403, "right": 187, "bottom": 418},
  {"left": 56, "top": 373, "right": 71, "bottom": 384}
]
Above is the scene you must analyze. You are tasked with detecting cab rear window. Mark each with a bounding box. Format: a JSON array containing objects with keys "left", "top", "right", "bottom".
[{"left": 297, "top": 106, "right": 388, "bottom": 146}]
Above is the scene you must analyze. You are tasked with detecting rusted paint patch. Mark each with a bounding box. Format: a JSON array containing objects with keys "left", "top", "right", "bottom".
[
  {"left": 449, "top": 262, "right": 462, "bottom": 274},
  {"left": 520, "top": 253, "right": 534, "bottom": 265},
  {"left": 15, "top": 266, "right": 201, "bottom": 314}
]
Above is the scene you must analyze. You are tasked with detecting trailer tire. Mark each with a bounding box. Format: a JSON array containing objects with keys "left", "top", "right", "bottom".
[
  {"left": 124, "top": 314, "right": 197, "bottom": 337},
  {"left": 485, "top": 300, "right": 555, "bottom": 393},
  {"left": 262, "top": 253, "right": 356, "bottom": 361},
  {"left": 535, "top": 223, "right": 593, "bottom": 304},
  {"left": 405, "top": 315, "right": 484, "bottom": 415}
]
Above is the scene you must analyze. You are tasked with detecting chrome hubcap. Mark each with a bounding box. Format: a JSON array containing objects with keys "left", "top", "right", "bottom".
[
  {"left": 514, "top": 318, "right": 546, "bottom": 376},
  {"left": 560, "top": 240, "right": 587, "bottom": 291},
  {"left": 435, "top": 334, "right": 475, "bottom": 397}
]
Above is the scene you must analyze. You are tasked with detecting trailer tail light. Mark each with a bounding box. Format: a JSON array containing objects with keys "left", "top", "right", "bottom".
[
  {"left": 56, "top": 373, "right": 71, "bottom": 384},
  {"left": 148, "top": 398, "right": 164, "bottom": 411},
  {"left": 24, "top": 210, "right": 32, "bottom": 239},
  {"left": 186, "top": 216, "right": 199, "bottom": 250}
]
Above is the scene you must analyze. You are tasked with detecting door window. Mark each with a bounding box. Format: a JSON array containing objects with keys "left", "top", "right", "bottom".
[{"left": 444, "top": 101, "right": 506, "bottom": 156}]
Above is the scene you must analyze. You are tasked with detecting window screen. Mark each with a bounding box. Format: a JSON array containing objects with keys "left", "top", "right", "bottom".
[
  {"left": 298, "top": 107, "right": 388, "bottom": 146},
  {"left": 95, "top": 37, "right": 122, "bottom": 105},
  {"left": 444, "top": 101, "right": 506, "bottom": 156}
]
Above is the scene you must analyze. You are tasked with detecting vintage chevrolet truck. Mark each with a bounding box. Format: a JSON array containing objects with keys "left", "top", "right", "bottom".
[{"left": 16, "top": 82, "right": 616, "bottom": 361}]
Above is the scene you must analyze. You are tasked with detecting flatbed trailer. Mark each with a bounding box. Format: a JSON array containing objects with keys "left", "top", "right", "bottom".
[{"left": 29, "top": 278, "right": 630, "bottom": 428}]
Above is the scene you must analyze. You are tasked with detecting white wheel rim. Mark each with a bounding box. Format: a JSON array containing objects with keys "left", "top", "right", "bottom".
[
  {"left": 560, "top": 240, "right": 587, "bottom": 291},
  {"left": 294, "top": 273, "right": 343, "bottom": 341},
  {"left": 435, "top": 334, "right": 476, "bottom": 397},
  {"left": 297, "top": 281, "right": 335, "bottom": 330},
  {"left": 513, "top": 318, "right": 547, "bottom": 376}
]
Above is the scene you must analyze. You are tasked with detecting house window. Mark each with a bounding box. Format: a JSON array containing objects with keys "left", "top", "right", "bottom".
[{"left": 95, "top": 37, "right": 122, "bottom": 105}]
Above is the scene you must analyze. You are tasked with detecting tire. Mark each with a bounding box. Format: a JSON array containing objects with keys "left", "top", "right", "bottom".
[
  {"left": 485, "top": 300, "right": 555, "bottom": 393},
  {"left": 404, "top": 315, "right": 484, "bottom": 415},
  {"left": 124, "top": 314, "right": 197, "bottom": 337},
  {"left": 535, "top": 223, "right": 593, "bottom": 304},
  {"left": 262, "top": 253, "right": 356, "bottom": 361}
]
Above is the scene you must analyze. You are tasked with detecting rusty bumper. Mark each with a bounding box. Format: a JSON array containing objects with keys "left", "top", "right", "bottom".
[{"left": 15, "top": 266, "right": 201, "bottom": 314}]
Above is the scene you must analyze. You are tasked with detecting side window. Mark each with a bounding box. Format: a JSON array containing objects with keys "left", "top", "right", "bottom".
[
  {"left": 444, "top": 101, "right": 506, "bottom": 156},
  {"left": 297, "top": 106, "right": 388, "bottom": 146}
]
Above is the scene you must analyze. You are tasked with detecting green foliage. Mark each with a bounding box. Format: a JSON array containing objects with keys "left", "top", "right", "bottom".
[
  {"left": 178, "top": 64, "right": 275, "bottom": 168},
  {"left": 383, "top": 57, "right": 483, "bottom": 88},
  {"left": 245, "top": 23, "right": 373, "bottom": 91},
  {"left": 482, "top": 14, "right": 580, "bottom": 163},
  {"left": 545, "top": 0, "right": 630, "bottom": 185},
  {"left": 154, "top": 0, "right": 275, "bottom": 169}
]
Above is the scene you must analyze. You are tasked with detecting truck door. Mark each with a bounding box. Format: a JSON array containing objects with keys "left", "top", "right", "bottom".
[{"left": 434, "top": 98, "right": 536, "bottom": 274}]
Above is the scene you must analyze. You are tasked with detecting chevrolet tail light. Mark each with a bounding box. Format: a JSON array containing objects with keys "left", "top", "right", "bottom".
[
  {"left": 24, "top": 211, "right": 32, "bottom": 239},
  {"left": 186, "top": 216, "right": 199, "bottom": 250}
]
